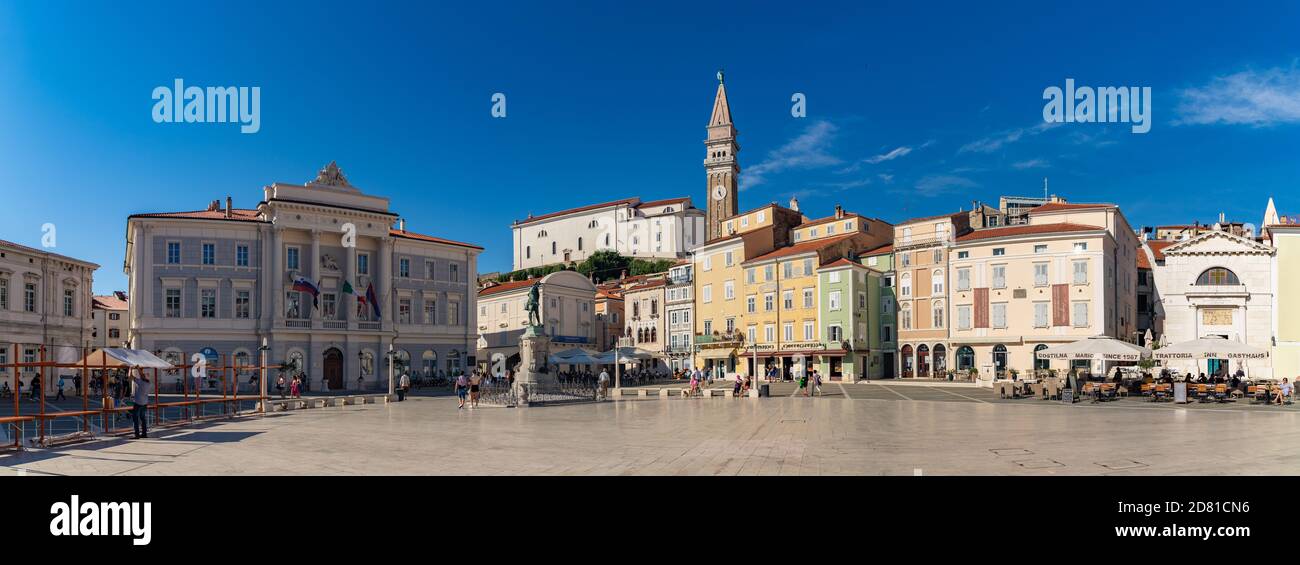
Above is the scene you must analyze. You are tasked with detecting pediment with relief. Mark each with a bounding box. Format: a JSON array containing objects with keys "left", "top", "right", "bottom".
[{"left": 1162, "top": 230, "right": 1274, "bottom": 256}]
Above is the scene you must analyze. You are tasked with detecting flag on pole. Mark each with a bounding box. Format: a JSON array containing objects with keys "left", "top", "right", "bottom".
[
  {"left": 292, "top": 277, "right": 320, "bottom": 308},
  {"left": 342, "top": 280, "right": 355, "bottom": 295},
  {"left": 365, "top": 283, "right": 381, "bottom": 320}
]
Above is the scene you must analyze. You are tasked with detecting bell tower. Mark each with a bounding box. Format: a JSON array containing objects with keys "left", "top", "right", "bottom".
[{"left": 705, "top": 70, "right": 740, "bottom": 241}]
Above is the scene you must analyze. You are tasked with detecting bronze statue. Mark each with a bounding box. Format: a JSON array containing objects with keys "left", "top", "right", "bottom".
[{"left": 525, "top": 280, "right": 542, "bottom": 327}]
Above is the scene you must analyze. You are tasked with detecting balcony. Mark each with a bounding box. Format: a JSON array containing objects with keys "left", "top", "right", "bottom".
[{"left": 893, "top": 234, "right": 950, "bottom": 251}]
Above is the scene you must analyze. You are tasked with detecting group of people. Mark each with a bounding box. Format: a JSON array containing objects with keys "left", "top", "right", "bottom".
[
  {"left": 0, "top": 373, "right": 85, "bottom": 401},
  {"left": 274, "top": 374, "right": 305, "bottom": 399}
]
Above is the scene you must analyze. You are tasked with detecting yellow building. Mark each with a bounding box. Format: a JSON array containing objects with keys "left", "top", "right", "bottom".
[{"left": 1268, "top": 222, "right": 1300, "bottom": 380}]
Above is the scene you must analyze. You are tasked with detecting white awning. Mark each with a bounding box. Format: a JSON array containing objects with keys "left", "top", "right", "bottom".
[
  {"left": 1035, "top": 335, "right": 1150, "bottom": 362},
  {"left": 74, "top": 348, "right": 176, "bottom": 369},
  {"left": 1152, "top": 336, "right": 1269, "bottom": 360}
]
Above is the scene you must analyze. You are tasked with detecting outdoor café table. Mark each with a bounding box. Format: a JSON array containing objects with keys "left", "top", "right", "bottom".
[{"left": 1028, "top": 382, "right": 1045, "bottom": 398}]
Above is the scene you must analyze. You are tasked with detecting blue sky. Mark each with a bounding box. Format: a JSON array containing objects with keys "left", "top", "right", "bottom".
[{"left": 1, "top": 1, "right": 1298, "bottom": 294}]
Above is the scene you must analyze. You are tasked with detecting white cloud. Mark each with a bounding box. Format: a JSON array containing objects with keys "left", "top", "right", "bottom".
[
  {"left": 1176, "top": 65, "right": 1300, "bottom": 126},
  {"left": 913, "top": 174, "right": 978, "bottom": 196},
  {"left": 958, "top": 122, "right": 1058, "bottom": 154},
  {"left": 741, "top": 120, "right": 842, "bottom": 190},
  {"left": 866, "top": 145, "right": 913, "bottom": 164},
  {"left": 877, "top": 173, "right": 894, "bottom": 183},
  {"left": 1012, "top": 159, "right": 1049, "bottom": 169}
]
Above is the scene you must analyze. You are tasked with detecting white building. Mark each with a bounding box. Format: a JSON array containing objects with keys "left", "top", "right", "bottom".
[
  {"left": 124, "top": 162, "right": 483, "bottom": 390},
  {"left": 91, "top": 292, "right": 129, "bottom": 348},
  {"left": 1153, "top": 229, "right": 1275, "bottom": 378},
  {"left": 476, "top": 270, "right": 597, "bottom": 371},
  {"left": 0, "top": 239, "right": 98, "bottom": 392},
  {"left": 664, "top": 262, "right": 694, "bottom": 372},
  {"left": 510, "top": 197, "right": 706, "bottom": 270}
]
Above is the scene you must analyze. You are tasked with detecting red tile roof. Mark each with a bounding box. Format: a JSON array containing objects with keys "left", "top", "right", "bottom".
[
  {"left": 514, "top": 198, "right": 639, "bottom": 225},
  {"left": 1147, "top": 240, "right": 1175, "bottom": 262},
  {"left": 819, "top": 257, "right": 862, "bottom": 269},
  {"left": 390, "top": 229, "right": 483, "bottom": 250},
  {"left": 1136, "top": 248, "right": 1152, "bottom": 270},
  {"left": 129, "top": 209, "right": 266, "bottom": 222},
  {"left": 743, "top": 233, "right": 858, "bottom": 264},
  {"left": 637, "top": 197, "right": 690, "bottom": 209},
  {"left": 92, "top": 294, "right": 129, "bottom": 310},
  {"left": 1028, "top": 202, "right": 1114, "bottom": 214},
  {"left": 956, "top": 223, "right": 1103, "bottom": 243},
  {"left": 478, "top": 278, "right": 537, "bottom": 297},
  {"left": 862, "top": 244, "right": 893, "bottom": 256},
  {"left": 799, "top": 212, "right": 861, "bottom": 229},
  {"left": 625, "top": 278, "right": 667, "bottom": 292}
]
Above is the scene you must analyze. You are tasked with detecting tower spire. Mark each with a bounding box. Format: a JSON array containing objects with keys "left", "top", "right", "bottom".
[{"left": 704, "top": 71, "right": 740, "bottom": 241}]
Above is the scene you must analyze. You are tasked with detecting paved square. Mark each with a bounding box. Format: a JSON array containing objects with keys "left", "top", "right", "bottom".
[{"left": 3, "top": 390, "right": 1299, "bottom": 476}]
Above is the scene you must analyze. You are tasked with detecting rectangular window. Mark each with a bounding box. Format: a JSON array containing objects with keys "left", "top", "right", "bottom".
[
  {"left": 235, "top": 290, "right": 251, "bottom": 319},
  {"left": 828, "top": 325, "right": 842, "bottom": 342},
  {"left": 358, "top": 254, "right": 369, "bottom": 275},
  {"left": 236, "top": 244, "right": 249, "bottom": 266},
  {"left": 991, "top": 303, "right": 1007, "bottom": 329},
  {"left": 399, "top": 258, "right": 410, "bottom": 278},
  {"left": 202, "top": 243, "right": 215, "bottom": 265},
  {"left": 747, "top": 326, "right": 756, "bottom": 343},
  {"left": 24, "top": 283, "right": 36, "bottom": 312},
  {"left": 426, "top": 261, "right": 436, "bottom": 280},
  {"left": 165, "top": 289, "right": 181, "bottom": 318},
  {"left": 992, "top": 265, "right": 1006, "bottom": 289},
  {"left": 1073, "top": 302, "right": 1090, "bottom": 327},
  {"left": 803, "top": 321, "right": 814, "bottom": 340},
  {"left": 746, "top": 295, "right": 756, "bottom": 314},
  {"left": 901, "top": 253, "right": 911, "bottom": 267},
  {"left": 1073, "top": 260, "right": 1088, "bottom": 284},
  {"left": 804, "top": 288, "right": 814, "bottom": 309},
  {"left": 450, "top": 264, "right": 460, "bottom": 282},
  {"left": 1034, "top": 302, "right": 1049, "bottom": 328},
  {"left": 200, "top": 289, "right": 216, "bottom": 318},
  {"left": 725, "top": 317, "right": 734, "bottom": 333},
  {"left": 399, "top": 299, "right": 411, "bottom": 323},
  {"left": 993, "top": 248, "right": 1006, "bottom": 256},
  {"left": 62, "top": 289, "right": 73, "bottom": 316},
  {"left": 703, "top": 256, "right": 712, "bottom": 271},
  {"left": 0, "top": 277, "right": 7, "bottom": 310},
  {"left": 957, "top": 268, "right": 971, "bottom": 291},
  {"left": 427, "top": 301, "right": 439, "bottom": 324},
  {"left": 957, "top": 251, "right": 969, "bottom": 259},
  {"left": 764, "top": 293, "right": 774, "bottom": 311},
  {"left": 783, "top": 323, "right": 793, "bottom": 341},
  {"left": 882, "top": 325, "right": 892, "bottom": 343},
  {"left": 828, "top": 271, "right": 841, "bottom": 283},
  {"left": 1074, "top": 242, "right": 1088, "bottom": 252},
  {"left": 1034, "top": 244, "right": 1047, "bottom": 254},
  {"left": 286, "top": 247, "right": 299, "bottom": 270},
  {"left": 323, "top": 293, "right": 337, "bottom": 319},
  {"left": 784, "top": 262, "right": 793, "bottom": 278},
  {"left": 826, "top": 225, "right": 835, "bottom": 235},
  {"left": 764, "top": 324, "right": 774, "bottom": 342},
  {"left": 725, "top": 251, "right": 733, "bottom": 267},
  {"left": 802, "top": 258, "right": 813, "bottom": 275},
  {"left": 783, "top": 290, "right": 793, "bottom": 309},
  {"left": 724, "top": 280, "right": 734, "bottom": 300},
  {"left": 764, "top": 265, "right": 773, "bottom": 281},
  {"left": 1034, "top": 263, "right": 1048, "bottom": 286},
  {"left": 704, "top": 320, "right": 713, "bottom": 335},
  {"left": 702, "top": 285, "right": 712, "bottom": 303},
  {"left": 881, "top": 296, "right": 893, "bottom": 314},
  {"left": 957, "top": 305, "right": 972, "bottom": 330},
  {"left": 934, "top": 249, "right": 943, "bottom": 264},
  {"left": 746, "top": 268, "right": 755, "bottom": 284},
  {"left": 166, "top": 241, "right": 181, "bottom": 265},
  {"left": 447, "top": 302, "right": 459, "bottom": 325},
  {"left": 829, "top": 290, "right": 842, "bottom": 310}
]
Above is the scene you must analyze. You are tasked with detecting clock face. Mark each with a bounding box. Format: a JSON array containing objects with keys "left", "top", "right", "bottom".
[{"left": 712, "top": 185, "right": 728, "bottom": 201}]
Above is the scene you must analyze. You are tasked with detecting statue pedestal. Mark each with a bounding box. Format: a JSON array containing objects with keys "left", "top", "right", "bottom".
[{"left": 513, "top": 326, "right": 556, "bottom": 405}]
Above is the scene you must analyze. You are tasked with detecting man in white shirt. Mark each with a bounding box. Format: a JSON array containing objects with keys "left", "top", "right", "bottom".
[{"left": 598, "top": 369, "right": 610, "bottom": 399}]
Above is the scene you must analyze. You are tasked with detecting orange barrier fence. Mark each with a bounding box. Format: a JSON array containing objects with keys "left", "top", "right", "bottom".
[{"left": 0, "top": 343, "right": 281, "bottom": 450}]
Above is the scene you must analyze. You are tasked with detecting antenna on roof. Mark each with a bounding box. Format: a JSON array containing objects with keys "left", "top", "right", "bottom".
[{"left": 1043, "top": 177, "right": 1048, "bottom": 201}]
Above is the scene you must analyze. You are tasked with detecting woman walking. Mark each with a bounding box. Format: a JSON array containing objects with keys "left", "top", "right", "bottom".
[
  {"left": 798, "top": 372, "right": 809, "bottom": 397},
  {"left": 455, "top": 373, "right": 469, "bottom": 409}
]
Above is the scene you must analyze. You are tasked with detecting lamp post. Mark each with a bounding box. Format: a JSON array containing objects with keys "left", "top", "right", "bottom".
[
  {"left": 357, "top": 351, "right": 364, "bottom": 392},
  {"left": 386, "top": 343, "right": 396, "bottom": 398},
  {"left": 257, "top": 337, "right": 270, "bottom": 413}
]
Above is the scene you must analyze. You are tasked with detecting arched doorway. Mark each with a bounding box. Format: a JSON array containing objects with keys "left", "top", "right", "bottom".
[
  {"left": 992, "top": 344, "right": 1008, "bottom": 376},
  {"left": 957, "top": 346, "right": 974, "bottom": 371},
  {"left": 900, "top": 345, "right": 914, "bottom": 378},
  {"left": 917, "top": 345, "right": 931, "bottom": 378},
  {"left": 323, "top": 348, "right": 343, "bottom": 390},
  {"left": 932, "top": 344, "right": 947, "bottom": 374},
  {"left": 1034, "top": 344, "right": 1050, "bottom": 372}
]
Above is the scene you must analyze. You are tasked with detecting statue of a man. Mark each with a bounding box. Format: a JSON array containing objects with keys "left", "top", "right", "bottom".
[{"left": 525, "top": 280, "right": 542, "bottom": 327}]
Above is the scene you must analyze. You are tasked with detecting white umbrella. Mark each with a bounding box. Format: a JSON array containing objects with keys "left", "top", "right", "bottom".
[
  {"left": 1152, "top": 336, "right": 1269, "bottom": 361},
  {"left": 1036, "top": 335, "right": 1150, "bottom": 362}
]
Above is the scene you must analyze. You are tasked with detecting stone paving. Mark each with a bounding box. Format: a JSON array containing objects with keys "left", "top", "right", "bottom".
[{"left": 2, "top": 387, "right": 1299, "bottom": 476}]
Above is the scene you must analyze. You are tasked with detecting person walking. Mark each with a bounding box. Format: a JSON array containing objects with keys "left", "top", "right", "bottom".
[
  {"left": 455, "top": 373, "right": 469, "bottom": 409},
  {"left": 812, "top": 370, "right": 823, "bottom": 397},
  {"left": 54, "top": 375, "right": 66, "bottom": 401},
  {"left": 798, "top": 371, "right": 809, "bottom": 397},
  {"left": 29, "top": 374, "right": 41, "bottom": 401},
  {"left": 469, "top": 371, "right": 482, "bottom": 408},
  {"left": 397, "top": 371, "right": 410, "bottom": 401},
  {"left": 276, "top": 375, "right": 286, "bottom": 399},
  {"left": 598, "top": 368, "right": 610, "bottom": 399},
  {"left": 733, "top": 372, "right": 743, "bottom": 397},
  {"left": 129, "top": 370, "right": 152, "bottom": 439},
  {"left": 290, "top": 375, "right": 301, "bottom": 399}
]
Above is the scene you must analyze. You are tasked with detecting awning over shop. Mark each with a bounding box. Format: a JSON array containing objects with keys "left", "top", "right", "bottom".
[{"left": 696, "top": 348, "right": 737, "bottom": 360}]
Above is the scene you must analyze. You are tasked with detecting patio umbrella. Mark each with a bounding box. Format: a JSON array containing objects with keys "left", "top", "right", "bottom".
[
  {"left": 1036, "top": 335, "right": 1151, "bottom": 362},
  {"left": 74, "top": 348, "right": 176, "bottom": 369}
]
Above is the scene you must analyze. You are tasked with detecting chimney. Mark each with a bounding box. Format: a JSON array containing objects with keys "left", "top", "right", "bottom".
[
  {"left": 1219, "top": 212, "right": 1226, "bottom": 224},
  {"left": 398, "top": 218, "right": 405, "bottom": 231},
  {"left": 207, "top": 199, "right": 220, "bottom": 212},
  {"left": 225, "top": 196, "right": 233, "bottom": 218},
  {"left": 834, "top": 204, "right": 844, "bottom": 219},
  {"left": 788, "top": 197, "right": 800, "bottom": 212}
]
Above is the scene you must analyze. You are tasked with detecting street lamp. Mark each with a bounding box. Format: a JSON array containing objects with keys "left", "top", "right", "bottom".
[
  {"left": 257, "top": 337, "right": 270, "bottom": 413},
  {"left": 386, "top": 343, "right": 396, "bottom": 398},
  {"left": 357, "top": 351, "right": 364, "bottom": 392}
]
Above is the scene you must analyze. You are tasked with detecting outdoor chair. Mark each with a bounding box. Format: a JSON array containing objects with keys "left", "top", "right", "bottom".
[
  {"left": 1213, "top": 384, "right": 1229, "bottom": 403},
  {"left": 1249, "top": 385, "right": 1267, "bottom": 404},
  {"left": 1153, "top": 384, "right": 1168, "bottom": 402},
  {"left": 1194, "top": 384, "right": 1210, "bottom": 403},
  {"left": 1140, "top": 383, "right": 1153, "bottom": 398}
]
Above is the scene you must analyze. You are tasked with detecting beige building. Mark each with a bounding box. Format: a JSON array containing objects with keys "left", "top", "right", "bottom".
[
  {"left": 0, "top": 238, "right": 98, "bottom": 392},
  {"left": 1268, "top": 218, "right": 1300, "bottom": 380},
  {"left": 476, "top": 270, "right": 597, "bottom": 371},
  {"left": 593, "top": 284, "right": 624, "bottom": 352},
  {"left": 894, "top": 212, "right": 970, "bottom": 378},
  {"left": 623, "top": 276, "right": 667, "bottom": 372},
  {"left": 510, "top": 197, "right": 705, "bottom": 271},
  {"left": 947, "top": 202, "right": 1141, "bottom": 379},
  {"left": 91, "top": 292, "right": 129, "bottom": 348}
]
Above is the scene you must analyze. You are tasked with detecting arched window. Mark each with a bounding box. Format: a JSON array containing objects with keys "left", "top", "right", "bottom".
[
  {"left": 957, "top": 346, "right": 974, "bottom": 370},
  {"left": 552, "top": 242, "right": 556, "bottom": 254},
  {"left": 526, "top": 246, "right": 531, "bottom": 259},
  {"left": 422, "top": 350, "right": 437, "bottom": 375},
  {"left": 932, "top": 269, "right": 944, "bottom": 294},
  {"left": 1033, "top": 344, "right": 1050, "bottom": 371},
  {"left": 577, "top": 237, "right": 583, "bottom": 251},
  {"left": 900, "top": 303, "right": 912, "bottom": 330},
  {"left": 932, "top": 300, "right": 945, "bottom": 329},
  {"left": 233, "top": 349, "right": 251, "bottom": 377},
  {"left": 992, "top": 344, "right": 1008, "bottom": 372},
  {"left": 1196, "top": 267, "right": 1240, "bottom": 286},
  {"left": 932, "top": 344, "right": 947, "bottom": 373},
  {"left": 917, "top": 344, "right": 931, "bottom": 377},
  {"left": 900, "top": 345, "right": 914, "bottom": 377},
  {"left": 900, "top": 273, "right": 912, "bottom": 297}
]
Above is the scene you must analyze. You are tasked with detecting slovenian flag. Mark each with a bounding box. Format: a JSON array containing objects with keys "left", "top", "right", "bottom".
[
  {"left": 292, "top": 277, "right": 320, "bottom": 308},
  {"left": 365, "top": 282, "right": 380, "bottom": 319}
]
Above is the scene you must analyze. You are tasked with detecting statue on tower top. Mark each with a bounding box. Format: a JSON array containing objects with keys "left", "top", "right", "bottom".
[{"left": 717, "top": 69, "right": 724, "bottom": 84}]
